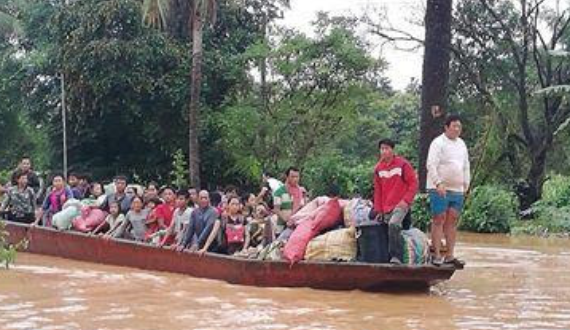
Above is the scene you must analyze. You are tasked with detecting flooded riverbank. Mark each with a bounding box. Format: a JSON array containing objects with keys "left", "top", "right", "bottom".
[{"left": 1, "top": 233, "right": 569, "bottom": 330}]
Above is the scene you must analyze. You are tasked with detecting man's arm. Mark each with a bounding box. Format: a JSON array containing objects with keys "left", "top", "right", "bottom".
[
  {"left": 426, "top": 138, "right": 443, "bottom": 188},
  {"left": 272, "top": 189, "right": 290, "bottom": 223},
  {"left": 401, "top": 161, "right": 419, "bottom": 207},
  {"left": 180, "top": 210, "right": 197, "bottom": 248},
  {"left": 199, "top": 219, "right": 221, "bottom": 254},
  {"left": 463, "top": 142, "right": 471, "bottom": 192},
  {"left": 30, "top": 189, "right": 37, "bottom": 211},
  {"left": 373, "top": 164, "right": 382, "bottom": 212}
]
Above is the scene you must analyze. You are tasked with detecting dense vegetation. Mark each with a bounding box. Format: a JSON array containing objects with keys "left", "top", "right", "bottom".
[{"left": 1, "top": 0, "right": 569, "bottom": 235}]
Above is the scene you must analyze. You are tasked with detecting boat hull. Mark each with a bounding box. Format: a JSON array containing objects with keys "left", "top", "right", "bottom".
[{"left": 3, "top": 221, "right": 456, "bottom": 292}]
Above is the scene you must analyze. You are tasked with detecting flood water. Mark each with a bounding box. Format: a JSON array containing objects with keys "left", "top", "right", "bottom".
[{"left": 1, "top": 233, "right": 570, "bottom": 330}]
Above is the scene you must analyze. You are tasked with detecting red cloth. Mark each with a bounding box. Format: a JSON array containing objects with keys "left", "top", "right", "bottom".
[
  {"left": 373, "top": 156, "right": 418, "bottom": 214},
  {"left": 72, "top": 208, "right": 107, "bottom": 233},
  {"left": 154, "top": 203, "right": 175, "bottom": 228},
  {"left": 283, "top": 198, "right": 342, "bottom": 263}
]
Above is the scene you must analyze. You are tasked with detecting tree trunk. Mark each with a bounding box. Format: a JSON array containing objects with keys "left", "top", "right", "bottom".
[
  {"left": 188, "top": 12, "right": 203, "bottom": 188},
  {"left": 259, "top": 14, "right": 270, "bottom": 113},
  {"left": 418, "top": 0, "right": 453, "bottom": 191},
  {"left": 519, "top": 147, "right": 547, "bottom": 210},
  {"left": 167, "top": 0, "right": 190, "bottom": 40}
]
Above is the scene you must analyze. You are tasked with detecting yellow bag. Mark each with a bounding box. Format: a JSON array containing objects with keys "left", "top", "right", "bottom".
[{"left": 305, "top": 227, "right": 357, "bottom": 261}]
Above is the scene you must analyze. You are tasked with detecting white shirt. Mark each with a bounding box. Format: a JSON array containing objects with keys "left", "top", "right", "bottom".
[
  {"left": 173, "top": 207, "right": 193, "bottom": 235},
  {"left": 426, "top": 133, "right": 471, "bottom": 193}
]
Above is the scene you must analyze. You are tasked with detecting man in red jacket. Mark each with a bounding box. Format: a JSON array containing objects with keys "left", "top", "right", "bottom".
[{"left": 373, "top": 139, "right": 418, "bottom": 264}]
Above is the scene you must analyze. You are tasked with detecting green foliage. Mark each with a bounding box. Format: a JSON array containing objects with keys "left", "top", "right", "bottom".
[
  {"left": 302, "top": 155, "right": 374, "bottom": 198},
  {"left": 411, "top": 193, "right": 431, "bottom": 232},
  {"left": 460, "top": 185, "right": 519, "bottom": 233},
  {"left": 514, "top": 175, "right": 570, "bottom": 235},
  {"left": 216, "top": 15, "right": 390, "bottom": 188},
  {"left": 539, "top": 175, "right": 570, "bottom": 208},
  {"left": 451, "top": 0, "right": 570, "bottom": 206},
  {"left": 0, "top": 221, "right": 27, "bottom": 270},
  {"left": 3, "top": 0, "right": 261, "bottom": 182},
  {"left": 0, "top": 169, "right": 10, "bottom": 185},
  {"left": 170, "top": 149, "right": 188, "bottom": 188}
]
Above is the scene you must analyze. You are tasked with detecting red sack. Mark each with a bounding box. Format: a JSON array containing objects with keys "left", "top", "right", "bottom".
[
  {"left": 72, "top": 208, "right": 107, "bottom": 233},
  {"left": 83, "top": 209, "right": 106, "bottom": 229},
  {"left": 283, "top": 198, "right": 342, "bottom": 263},
  {"left": 226, "top": 224, "right": 245, "bottom": 244}
]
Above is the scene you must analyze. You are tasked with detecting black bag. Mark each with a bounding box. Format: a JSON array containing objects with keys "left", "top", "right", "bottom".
[{"left": 356, "top": 223, "right": 390, "bottom": 263}]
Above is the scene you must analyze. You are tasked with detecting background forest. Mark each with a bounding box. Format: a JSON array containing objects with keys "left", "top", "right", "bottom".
[{"left": 1, "top": 0, "right": 570, "bottom": 235}]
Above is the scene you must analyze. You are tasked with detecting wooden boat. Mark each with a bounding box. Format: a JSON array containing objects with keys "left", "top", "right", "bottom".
[{"left": 3, "top": 221, "right": 459, "bottom": 292}]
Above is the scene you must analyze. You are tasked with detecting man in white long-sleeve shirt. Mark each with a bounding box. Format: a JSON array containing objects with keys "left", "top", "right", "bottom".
[{"left": 426, "top": 114, "right": 470, "bottom": 267}]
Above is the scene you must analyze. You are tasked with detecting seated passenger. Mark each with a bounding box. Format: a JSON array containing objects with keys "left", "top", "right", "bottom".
[
  {"left": 89, "top": 182, "right": 107, "bottom": 208},
  {"left": 93, "top": 201, "right": 124, "bottom": 235},
  {"left": 244, "top": 203, "right": 274, "bottom": 250},
  {"left": 176, "top": 190, "right": 222, "bottom": 254},
  {"left": 241, "top": 193, "right": 257, "bottom": 219},
  {"left": 159, "top": 190, "right": 192, "bottom": 247},
  {"left": 67, "top": 173, "right": 83, "bottom": 200},
  {"left": 146, "top": 187, "right": 176, "bottom": 243},
  {"left": 144, "top": 181, "right": 160, "bottom": 203},
  {"left": 112, "top": 196, "right": 148, "bottom": 241},
  {"left": 101, "top": 175, "right": 133, "bottom": 215},
  {"left": 36, "top": 174, "right": 73, "bottom": 227},
  {"left": 211, "top": 191, "right": 224, "bottom": 216},
  {"left": 222, "top": 197, "right": 247, "bottom": 255}
]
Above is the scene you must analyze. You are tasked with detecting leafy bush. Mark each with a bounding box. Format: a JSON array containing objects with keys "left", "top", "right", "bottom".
[
  {"left": 511, "top": 208, "right": 570, "bottom": 236},
  {"left": 512, "top": 175, "right": 570, "bottom": 235},
  {"left": 0, "top": 170, "right": 10, "bottom": 185},
  {"left": 460, "top": 185, "right": 518, "bottom": 233},
  {"left": 411, "top": 193, "right": 431, "bottom": 232},
  {"left": 540, "top": 175, "right": 570, "bottom": 208},
  {"left": 302, "top": 155, "right": 374, "bottom": 198},
  {"left": 0, "top": 221, "right": 27, "bottom": 269},
  {"left": 170, "top": 149, "right": 188, "bottom": 189}
]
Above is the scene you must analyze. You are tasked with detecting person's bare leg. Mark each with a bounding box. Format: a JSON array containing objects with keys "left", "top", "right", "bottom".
[
  {"left": 443, "top": 208, "right": 459, "bottom": 260},
  {"left": 431, "top": 214, "right": 446, "bottom": 261}
]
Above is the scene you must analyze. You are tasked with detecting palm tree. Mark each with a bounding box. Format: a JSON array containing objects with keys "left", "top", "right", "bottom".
[{"left": 143, "top": 0, "right": 218, "bottom": 188}]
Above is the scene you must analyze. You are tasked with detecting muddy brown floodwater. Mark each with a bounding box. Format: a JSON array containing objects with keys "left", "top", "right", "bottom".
[{"left": 1, "top": 233, "right": 570, "bottom": 330}]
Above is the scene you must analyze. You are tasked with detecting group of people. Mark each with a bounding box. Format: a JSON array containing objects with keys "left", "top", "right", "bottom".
[
  {"left": 1, "top": 113, "right": 470, "bottom": 266},
  {"left": 0, "top": 160, "right": 309, "bottom": 257},
  {"left": 372, "top": 114, "right": 469, "bottom": 266}
]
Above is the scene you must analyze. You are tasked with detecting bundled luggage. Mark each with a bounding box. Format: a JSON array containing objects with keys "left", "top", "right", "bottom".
[
  {"left": 343, "top": 198, "right": 373, "bottom": 228},
  {"left": 356, "top": 223, "right": 390, "bottom": 263},
  {"left": 72, "top": 207, "right": 107, "bottom": 233},
  {"left": 305, "top": 227, "right": 357, "bottom": 261},
  {"left": 283, "top": 198, "right": 343, "bottom": 263},
  {"left": 52, "top": 199, "right": 82, "bottom": 230},
  {"left": 401, "top": 228, "right": 429, "bottom": 265}
]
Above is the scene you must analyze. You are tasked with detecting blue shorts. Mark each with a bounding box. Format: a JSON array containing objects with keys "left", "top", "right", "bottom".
[{"left": 428, "top": 190, "right": 464, "bottom": 216}]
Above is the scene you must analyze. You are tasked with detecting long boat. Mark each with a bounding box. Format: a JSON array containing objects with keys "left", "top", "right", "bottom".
[{"left": 3, "top": 221, "right": 459, "bottom": 292}]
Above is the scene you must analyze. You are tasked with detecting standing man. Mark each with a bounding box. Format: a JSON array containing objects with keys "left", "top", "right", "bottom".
[
  {"left": 273, "top": 167, "right": 306, "bottom": 235},
  {"left": 373, "top": 139, "right": 418, "bottom": 264},
  {"left": 10, "top": 156, "right": 41, "bottom": 194},
  {"left": 1, "top": 170, "right": 37, "bottom": 223},
  {"left": 427, "top": 114, "right": 470, "bottom": 266}
]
